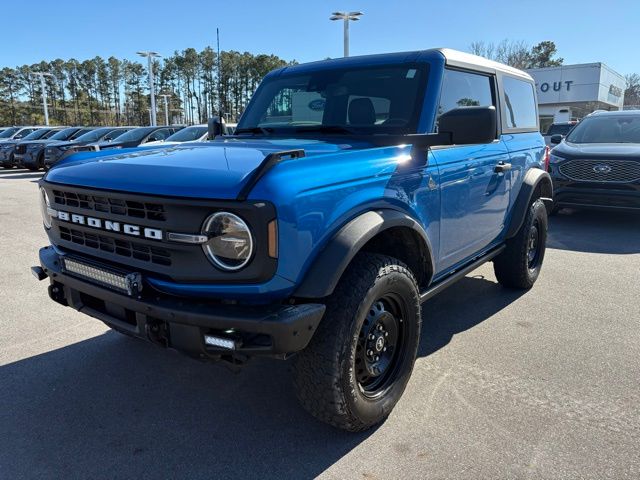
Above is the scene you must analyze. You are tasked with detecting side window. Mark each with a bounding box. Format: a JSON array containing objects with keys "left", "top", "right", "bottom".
[
  {"left": 502, "top": 77, "right": 538, "bottom": 130},
  {"left": 438, "top": 69, "right": 494, "bottom": 119}
]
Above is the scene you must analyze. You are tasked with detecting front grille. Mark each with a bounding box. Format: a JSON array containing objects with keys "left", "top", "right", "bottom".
[
  {"left": 59, "top": 226, "right": 172, "bottom": 266},
  {"left": 53, "top": 189, "right": 166, "bottom": 221},
  {"left": 559, "top": 159, "right": 640, "bottom": 183}
]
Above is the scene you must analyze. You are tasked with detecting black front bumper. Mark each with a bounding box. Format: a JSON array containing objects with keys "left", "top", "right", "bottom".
[
  {"left": 36, "top": 246, "right": 325, "bottom": 360},
  {"left": 0, "top": 149, "right": 15, "bottom": 166},
  {"left": 552, "top": 180, "right": 640, "bottom": 211},
  {"left": 15, "top": 152, "right": 39, "bottom": 168},
  {"left": 44, "top": 149, "right": 65, "bottom": 166}
]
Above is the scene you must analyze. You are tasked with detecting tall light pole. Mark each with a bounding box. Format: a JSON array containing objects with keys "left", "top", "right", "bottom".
[
  {"left": 137, "top": 51, "right": 161, "bottom": 126},
  {"left": 329, "top": 11, "right": 363, "bottom": 57},
  {"left": 31, "top": 72, "right": 54, "bottom": 125},
  {"left": 159, "top": 94, "right": 171, "bottom": 125}
]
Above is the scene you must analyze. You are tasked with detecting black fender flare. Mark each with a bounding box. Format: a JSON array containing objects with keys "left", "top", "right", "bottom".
[
  {"left": 294, "top": 209, "right": 434, "bottom": 299},
  {"left": 505, "top": 168, "right": 553, "bottom": 239}
]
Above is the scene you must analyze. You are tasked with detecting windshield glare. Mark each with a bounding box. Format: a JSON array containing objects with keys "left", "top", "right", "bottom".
[
  {"left": 166, "top": 126, "right": 207, "bottom": 142},
  {"left": 104, "top": 128, "right": 131, "bottom": 140},
  {"left": 237, "top": 64, "right": 429, "bottom": 135},
  {"left": 22, "top": 129, "right": 52, "bottom": 140},
  {"left": 50, "top": 128, "right": 79, "bottom": 140},
  {"left": 0, "top": 127, "right": 20, "bottom": 138},
  {"left": 566, "top": 115, "right": 640, "bottom": 144},
  {"left": 74, "top": 127, "right": 113, "bottom": 143},
  {"left": 112, "top": 128, "right": 153, "bottom": 143}
]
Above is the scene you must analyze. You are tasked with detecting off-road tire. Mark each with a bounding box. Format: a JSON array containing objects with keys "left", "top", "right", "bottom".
[
  {"left": 293, "top": 253, "right": 421, "bottom": 432},
  {"left": 494, "top": 198, "right": 548, "bottom": 289}
]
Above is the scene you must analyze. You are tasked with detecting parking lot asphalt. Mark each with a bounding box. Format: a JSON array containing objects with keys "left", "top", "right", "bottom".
[{"left": 0, "top": 168, "right": 639, "bottom": 480}]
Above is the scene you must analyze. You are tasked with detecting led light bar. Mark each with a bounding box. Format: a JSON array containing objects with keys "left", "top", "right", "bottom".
[
  {"left": 62, "top": 258, "right": 142, "bottom": 296},
  {"left": 204, "top": 334, "right": 237, "bottom": 350}
]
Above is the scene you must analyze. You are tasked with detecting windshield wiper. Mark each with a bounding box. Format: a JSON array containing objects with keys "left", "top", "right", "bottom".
[
  {"left": 234, "top": 126, "right": 275, "bottom": 135},
  {"left": 292, "top": 125, "right": 357, "bottom": 135}
]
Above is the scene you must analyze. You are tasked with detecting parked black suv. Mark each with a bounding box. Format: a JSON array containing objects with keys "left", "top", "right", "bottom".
[
  {"left": 549, "top": 110, "right": 640, "bottom": 212},
  {"left": 0, "top": 127, "right": 62, "bottom": 169},
  {"left": 44, "top": 126, "right": 132, "bottom": 169},
  {"left": 16, "top": 127, "right": 93, "bottom": 171}
]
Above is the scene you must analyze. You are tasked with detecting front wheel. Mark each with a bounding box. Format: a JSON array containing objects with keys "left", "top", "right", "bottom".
[
  {"left": 494, "top": 198, "right": 548, "bottom": 289},
  {"left": 293, "top": 253, "right": 421, "bottom": 432}
]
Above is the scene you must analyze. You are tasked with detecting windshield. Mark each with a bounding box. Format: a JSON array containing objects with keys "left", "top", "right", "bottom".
[
  {"left": 0, "top": 127, "right": 20, "bottom": 138},
  {"left": 104, "top": 128, "right": 131, "bottom": 141},
  {"left": 22, "top": 129, "right": 52, "bottom": 141},
  {"left": 74, "top": 127, "right": 114, "bottom": 143},
  {"left": 237, "top": 64, "right": 429, "bottom": 135},
  {"left": 50, "top": 128, "right": 80, "bottom": 141},
  {"left": 111, "top": 127, "right": 154, "bottom": 143},
  {"left": 165, "top": 126, "right": 207, "bottom": 142},
  {"left": 70, "top": 128, "right": 94, "bottom": 139},
  {"left": 546, "top": 123, "right": 575, "bottom": 136},
  {"left": 566, "top": 115, "right": 640, "bottom": 144}
]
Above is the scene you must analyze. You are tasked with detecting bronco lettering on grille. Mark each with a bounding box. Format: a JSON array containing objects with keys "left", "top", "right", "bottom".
[{"left": 55, "top": 211, "right": 163, "bottom": 240}]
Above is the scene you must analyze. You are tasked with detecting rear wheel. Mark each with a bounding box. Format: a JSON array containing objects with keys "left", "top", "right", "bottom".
[
  {"left": 494, "top": 198, "right": 548, "bottom": 289},
  {"left": 293, "top": 253, "right": 421, "bottom": 431}
]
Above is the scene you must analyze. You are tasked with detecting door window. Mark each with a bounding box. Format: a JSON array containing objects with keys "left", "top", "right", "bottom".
[
  {"left": 437, "top": 69, "right": 494, "bottom": 120},
  {"left": 502, "top": 77, "right": 538, "bottom": 130}
]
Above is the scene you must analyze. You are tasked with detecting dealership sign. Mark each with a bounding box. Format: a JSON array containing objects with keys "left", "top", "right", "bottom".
[
  {"left": 527, "top": 63, "right": 625, "bottom": 108},
  {"left": 538, "top": 81, "right": 574, "bottom": 93}
]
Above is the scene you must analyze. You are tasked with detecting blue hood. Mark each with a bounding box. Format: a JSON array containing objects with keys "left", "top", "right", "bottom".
[{"left": 44, "top": 138, "right": 363, "bottom": 199}]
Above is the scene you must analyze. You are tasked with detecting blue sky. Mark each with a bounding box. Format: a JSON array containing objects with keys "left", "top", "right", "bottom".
[{"left": 1, "top": 0, "right": 638, "bottom": 74}]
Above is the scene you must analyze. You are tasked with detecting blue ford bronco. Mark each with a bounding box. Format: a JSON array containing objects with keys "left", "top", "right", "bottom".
[{"left": 33, "top": 49, "right": 553, "bottom": 431}]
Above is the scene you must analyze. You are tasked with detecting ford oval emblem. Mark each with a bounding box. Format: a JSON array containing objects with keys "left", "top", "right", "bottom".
[
  {"left": 308, "top": 99, "right": 326, "bottom": 111},
  {"left": 593, "top": 164, "right": 612, "bottom": 174}
]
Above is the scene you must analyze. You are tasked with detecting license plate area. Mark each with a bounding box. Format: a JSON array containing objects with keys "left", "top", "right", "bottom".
[{"left": 62, "top": 257, "right": 143, "bottom": 296}]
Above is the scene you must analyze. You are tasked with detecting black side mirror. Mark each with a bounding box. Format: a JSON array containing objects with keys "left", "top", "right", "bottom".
[
  {"left": 550, "top": 134, "right": 563, "bottom": 145},
  {"left": 207, "top": 116, "right": 227, "bottom": 140},
  {"left": 438, "top": 106, "right": 497, "bottom": 145}
]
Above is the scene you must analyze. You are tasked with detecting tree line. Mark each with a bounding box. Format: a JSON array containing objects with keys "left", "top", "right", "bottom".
[{"left": 0, "top": 48, "right": 294, "bottom": 126}]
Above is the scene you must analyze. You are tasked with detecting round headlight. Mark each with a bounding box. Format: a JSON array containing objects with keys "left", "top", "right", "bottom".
[
  {"left": 202, "top": 212, "right": 253, "bottom": 270},
  {"left": 39, "top": 187, "right": 52, "bottom": 229}
]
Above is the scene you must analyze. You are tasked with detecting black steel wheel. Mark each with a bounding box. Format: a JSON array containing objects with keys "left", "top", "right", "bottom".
[
  {"left": 293, "top": 253, "right": 421, "bottom": 432},
  {"left": 356, "top": 296, "right": 408, "bottom": 398},
  {"left": 494, "top": 198, "right": 548, "bottom": 289},
  {"left": 527, "top": 220, "right": 542, "bottom": 271}
]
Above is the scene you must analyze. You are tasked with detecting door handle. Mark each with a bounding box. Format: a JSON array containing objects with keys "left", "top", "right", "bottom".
[{"left": 494, "top": 162, "right": 512, "bottom": 173}]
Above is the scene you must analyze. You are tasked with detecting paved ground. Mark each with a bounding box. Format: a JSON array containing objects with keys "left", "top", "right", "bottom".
[{"left": 0, "top": 168, "right": 639, "bottom": 480}]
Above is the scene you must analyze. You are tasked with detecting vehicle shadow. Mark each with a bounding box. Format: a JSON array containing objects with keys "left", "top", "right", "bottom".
[
  {"left": 0, "top": 273, "right": 521, "bottom": 479},
  {"left": 548, "top": 208, "right": 640, "bottom": 254},
  {"left": 0, "top": 333, "right": 372, "bottom": 479},
  {"left": 418, "top": 274, "right": 526, "bottom": 357}
]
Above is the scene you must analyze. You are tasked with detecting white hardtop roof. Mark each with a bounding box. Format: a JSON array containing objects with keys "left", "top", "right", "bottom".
[{"left": 436, "top": 48, "right": 534, "bottom": 81}]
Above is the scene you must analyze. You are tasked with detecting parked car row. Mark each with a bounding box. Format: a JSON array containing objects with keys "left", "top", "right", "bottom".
[{"left": 0, "top": 123, "right": 226, "bottom": 171}]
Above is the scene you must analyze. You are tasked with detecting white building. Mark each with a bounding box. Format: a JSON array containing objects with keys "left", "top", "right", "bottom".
[{"left": 526, "top": 63, "right": 625, "bottom": 133}]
